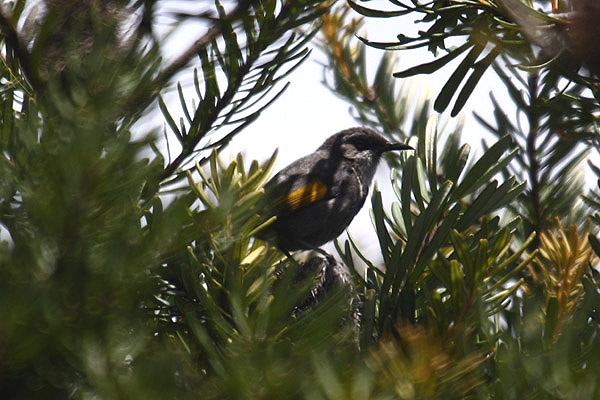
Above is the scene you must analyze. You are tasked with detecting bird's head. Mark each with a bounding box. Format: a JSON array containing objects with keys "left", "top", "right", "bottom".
[{"left": 319, "top": 127, "right": 412, "bottom": 162}]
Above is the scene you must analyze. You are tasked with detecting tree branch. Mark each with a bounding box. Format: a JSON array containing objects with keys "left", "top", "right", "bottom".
[
  {"left": 0, "top": 8, "right": 41, "bottom": 92},
  {"left": 154, "top": 0, "right": 254, "bottom": 92},
  {"left": 120, "top": 0, "right": 255, "bottom": 138},
  {"left": 526, "top": 72, "right": 542, "bottom": 236}
]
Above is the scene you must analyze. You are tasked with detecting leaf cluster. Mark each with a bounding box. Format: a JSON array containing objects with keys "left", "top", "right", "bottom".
[
  {"left": 2, "top": 0, "right": 600, "bottom": 398},
  {"left": 349, "top": 0, "right": 600, "bottom": 126},
  {"left": 318, "top": 4, "right": 600, "bottom": 397},
  {"left": 156, "top": 151, "right": 360, "bottom": 399},
  {"left": 0, "top": 0, "right": 335, "bottom": 397},
  {"left": 158, "top": 0, "right": 331, "bottom": 183}
]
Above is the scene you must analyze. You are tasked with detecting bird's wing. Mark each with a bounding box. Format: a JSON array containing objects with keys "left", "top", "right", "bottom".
[
  {"left": 279, "top": 178, "right": 328, "bottom": 211},
  {"left": 264, "top": 152, "right": 339, "bottom": 212}
]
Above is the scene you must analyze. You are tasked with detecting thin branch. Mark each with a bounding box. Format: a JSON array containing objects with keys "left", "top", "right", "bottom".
[
  {"left": 159, "top": 44, "right": 255, "bottom": 182},
  {"left": 0, "top": 8, "right": 41, "bottom": 92},
  {"left": 121, "top": 0, "right": 255, "bottom": 119},
  {"left": 158, "top": 2, "right": 325, "bottom": 181},
  {"left": 526, "top": 72, "right": 543, "bottom": 236},
  {"left": 154, "top": 0, "right": 254, "bottom": 92}
]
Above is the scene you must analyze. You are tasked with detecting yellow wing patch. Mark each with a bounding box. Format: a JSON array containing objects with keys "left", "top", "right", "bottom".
[{"left": 283, "top": 179, "right": 328, "bottom": 211}]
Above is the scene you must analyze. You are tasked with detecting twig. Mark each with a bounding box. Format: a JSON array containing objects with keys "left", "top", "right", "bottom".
[
  {"left": 526, "top": 72, "right": 542, "bottom": 235},
  {"left": 153, "top": 0, "right": 254, "bottom": 92},
  {"left": 119, "top": 0, "right": 255, "bottom": 125},
  {"left": 0, "top": 8, "right": 41, "bottom": 92}
]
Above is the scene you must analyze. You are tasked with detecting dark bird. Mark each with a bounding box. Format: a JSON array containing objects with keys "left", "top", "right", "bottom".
[{"left": 261, "top": 127, "right": 413, "bottom": 253}]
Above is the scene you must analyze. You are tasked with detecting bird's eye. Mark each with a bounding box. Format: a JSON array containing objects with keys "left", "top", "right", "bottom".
[{"left": 352, "top": 138, "right": 368, "bottom": 150}]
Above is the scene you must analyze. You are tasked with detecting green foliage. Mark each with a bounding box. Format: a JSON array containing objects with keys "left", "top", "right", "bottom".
[
  {"left": 0, "top": 0, "right": 334, "bottom": 398},
  {"left": 475, "top": 62, "right": 592, "bottom": 235},
  {"left": 349, "top": 0, "right": 600, "bottom": 124},
  {"left": 158, "top": 151, "right": 359, "bottom": 399},
  {"left": 321, "top": 3, "right": 600, "bottom": 397},
  {"left": 158, "top": 0, "right": 330, "bottom": 183},
  {"left": 2, "top": 0, "right": 600, "bottom": 398},
  {"left": 339, "top": 116, "right": 527, "bottom": 339}
]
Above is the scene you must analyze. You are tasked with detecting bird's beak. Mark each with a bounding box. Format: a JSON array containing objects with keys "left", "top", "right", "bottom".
[{"left": 385, "top": 142, "right": 414, "bottom": 152}]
